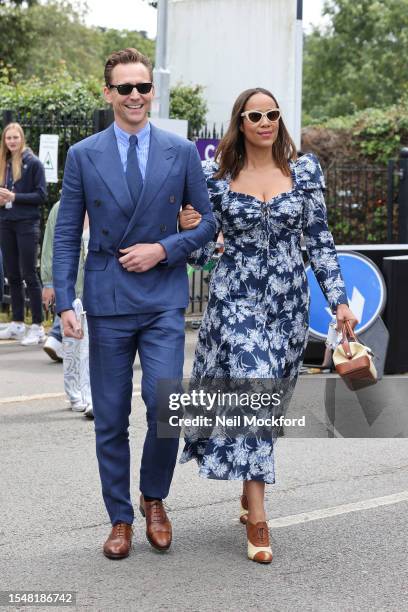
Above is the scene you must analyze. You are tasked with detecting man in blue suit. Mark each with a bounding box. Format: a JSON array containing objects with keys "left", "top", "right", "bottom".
[{"left": 53, "top": 48, "right": 215, "bottom": 559}]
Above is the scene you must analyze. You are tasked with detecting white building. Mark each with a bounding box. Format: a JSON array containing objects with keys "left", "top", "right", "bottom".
[{"left": 167, "top": 0, "right": 302, "bottom": 147}]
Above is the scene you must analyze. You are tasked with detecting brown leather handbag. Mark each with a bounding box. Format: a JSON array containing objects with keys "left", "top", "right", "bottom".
[{"left": 332, "top": 320, "right": 377, "bottom": 387}]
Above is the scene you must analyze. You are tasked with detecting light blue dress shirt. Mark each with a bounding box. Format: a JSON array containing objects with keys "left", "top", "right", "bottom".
[{"left": 113, "top": 121, "right": 151, "bottom": 180}]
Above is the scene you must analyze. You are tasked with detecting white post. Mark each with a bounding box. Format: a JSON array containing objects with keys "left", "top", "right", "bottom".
[
  {"left": 151, "top": 0, "right": 170, "bottom": 118},
  {"left": 294, "top": 0, "right": 303, "bottom": 151}
]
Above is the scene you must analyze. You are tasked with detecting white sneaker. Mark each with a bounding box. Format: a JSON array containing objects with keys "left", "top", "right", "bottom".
[
  {"left": 70, "top": 401, "right": 86, "bottom": 412},
  {"left": 84, "top": 404, "right": 94, "bottom": 419},
  {"left": 43, "top": 336, "right": 63, "bottom": 362},
  {"left": 0, "top": 321, "right": 26, "bottom": 340},
  {"left": 21, "top": 324, "right": 46, "bottom": 346}
]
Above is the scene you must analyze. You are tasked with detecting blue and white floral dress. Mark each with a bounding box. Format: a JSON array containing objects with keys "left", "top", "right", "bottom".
[{"left": 180, "top": 153, "right": 347, "bottom": 483}]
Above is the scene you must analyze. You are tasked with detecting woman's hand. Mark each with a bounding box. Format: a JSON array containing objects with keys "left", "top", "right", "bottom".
[
  {"left": 0, "top": 188, "right": 15, "bottom": 202},
  {"left": 335, "top": 303, "right": 358, "bottom": 331},
  {"left": 179, "top": 204, "right": 202, "bottom": 230}
]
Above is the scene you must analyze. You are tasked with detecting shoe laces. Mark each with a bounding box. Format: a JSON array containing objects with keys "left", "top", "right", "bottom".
[
  {"left": 255, "top": 525, "right": 269, "bottom": 546},
  {"left": 150, "top": 501, "right": 165, "bottom": 523},
  {"left": 114, "top": 522, "right": 127, "bottom": 536}
]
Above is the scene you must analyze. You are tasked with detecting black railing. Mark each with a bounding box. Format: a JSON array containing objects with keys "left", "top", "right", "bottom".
[{"left": 324, "top": 163, "right": 399, "bottom": 244}]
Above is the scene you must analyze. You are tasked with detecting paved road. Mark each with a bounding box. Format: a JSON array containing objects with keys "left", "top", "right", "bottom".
[{"left": 0, "top": 333, "right": 407, "bottom": 612}]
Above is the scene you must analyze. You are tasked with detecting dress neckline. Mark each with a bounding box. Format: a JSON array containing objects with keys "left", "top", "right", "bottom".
[{"left": 226, "top": 161, "right": 297, "bottom": 204}]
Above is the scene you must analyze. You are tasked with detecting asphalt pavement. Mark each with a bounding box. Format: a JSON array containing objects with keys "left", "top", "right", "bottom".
[{"left": 0, "top": 331, "right": 407, "bottom": 612}]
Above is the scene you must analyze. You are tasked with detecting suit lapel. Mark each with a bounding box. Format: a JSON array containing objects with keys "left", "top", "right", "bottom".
[
  {"left": 121, "top": 124, "right": 178, "bottom": 244},
  {"left": 86, "top": 125, "right": 134, "bottom": 219}
]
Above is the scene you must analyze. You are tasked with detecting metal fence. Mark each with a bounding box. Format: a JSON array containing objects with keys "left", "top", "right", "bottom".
[{"left": 324, "top": 163, "right": 398, "bottom": 244}]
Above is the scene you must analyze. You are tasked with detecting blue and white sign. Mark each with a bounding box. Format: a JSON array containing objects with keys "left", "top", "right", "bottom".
[{"left": 306, "top": 251, "right": 387, "bottom": 340}]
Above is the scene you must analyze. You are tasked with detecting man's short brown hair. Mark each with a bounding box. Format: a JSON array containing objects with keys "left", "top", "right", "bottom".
[{"left": 104, "top": 48, "right": 153, "bottom": 85}]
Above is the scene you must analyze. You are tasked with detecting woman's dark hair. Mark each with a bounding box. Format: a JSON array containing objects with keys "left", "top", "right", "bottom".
[{"left": 215, "top": 88, "right": 297, "bottom": 180}]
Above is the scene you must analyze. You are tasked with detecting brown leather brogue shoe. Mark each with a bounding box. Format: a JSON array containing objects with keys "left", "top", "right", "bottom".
[
  {"left": 103, "top": 522, "right": 133, "bottom": 559},
  {"left": 139, "top": 495, "right": 172, "bottom": 551},
  {"left": 246, "top": 520, "right": 273, "bottom": 564}
]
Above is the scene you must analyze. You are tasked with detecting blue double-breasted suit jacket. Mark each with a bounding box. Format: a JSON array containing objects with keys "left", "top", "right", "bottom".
[{"left": 53, "top": 123, "right": 216, "bottom": 315}]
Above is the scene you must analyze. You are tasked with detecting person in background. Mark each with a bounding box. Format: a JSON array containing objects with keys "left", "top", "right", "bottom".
[
  {"left": 41, "top": 201, "right": 63, "bottom": 362},
  {"left": 0, "top": 122, "right": 47, "bottom": 344},
  {"left": 0, "top": 248, "right": 4, "bottom": 306},
  {"left": 41, "top": 200, "right": 93, "bottom": 418}
]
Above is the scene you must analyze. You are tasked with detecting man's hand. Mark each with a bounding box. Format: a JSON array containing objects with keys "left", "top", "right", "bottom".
[
  {"left": 61, "top": 309, "right": 83, "bottom": 339},
  {"left": 42, "top": 287, "right": 55, "bottom": 312},
  {"left": 118, "top": 243, "right": 166, "bottom": 273},
  {"left": 179, "top": 204, "right": 202, "bottom": 230}
]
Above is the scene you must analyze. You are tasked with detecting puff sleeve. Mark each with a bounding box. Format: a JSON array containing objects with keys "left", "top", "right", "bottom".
[{"left": 299, "top": 154, "right": 348, "bottom": 312}]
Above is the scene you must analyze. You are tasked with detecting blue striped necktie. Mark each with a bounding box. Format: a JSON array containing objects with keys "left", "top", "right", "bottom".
[{"left": 126, "top": 134, "right": 143, "bottom": 206}]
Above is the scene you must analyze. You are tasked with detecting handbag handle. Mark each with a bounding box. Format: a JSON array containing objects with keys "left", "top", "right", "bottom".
[{"left": 340, "top": 320, "right": 358, "bottom": 359}]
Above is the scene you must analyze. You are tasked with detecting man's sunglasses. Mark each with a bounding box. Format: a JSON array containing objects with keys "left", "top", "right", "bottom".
[
  {"left": 108, "top": 82, "right": 153, "bottom": 96},
  {"left": 241, "top": 109, "right": 281, "bottom": 124}
]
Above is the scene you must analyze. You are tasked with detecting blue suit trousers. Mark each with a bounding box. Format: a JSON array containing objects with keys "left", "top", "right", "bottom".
[{"left": 87, "top": 309, "right": 184, "bottom": 526}]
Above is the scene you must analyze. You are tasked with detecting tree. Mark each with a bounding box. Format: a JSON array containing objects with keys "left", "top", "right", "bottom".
[
  {"left": 0, "top": 1, "right": 101, "bottom": 81},
  {"left": 98, "top": 28, "right": 155, "bottom": 65},
  {"left": 169, "top": 84, "right": 207, "bottom": 133},
  {"left": 0, "top": 0, "right": 155, "bottom": 82},
  {"left": 0, "top": 1, "right": 38, "bottom": 5},
  {"left": 0, "top": 0, "right": 207, "bottom": 133},
  {"left": 303, "top": 0, "right": 408, "bottom": 122}
]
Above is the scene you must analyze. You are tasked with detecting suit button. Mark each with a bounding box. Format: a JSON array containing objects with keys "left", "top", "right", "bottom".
[
  {"left": 102, "top": 229, "right": 109, "bottom": 235},
  {"left": 160, "top": 224, "right": 167, "bottom": 233},
  {"left": 94, "top": 199, "right": 101, "bottom": 207},
  {"left": 169, "top": 195, "right": 176, "bottom": 203}
]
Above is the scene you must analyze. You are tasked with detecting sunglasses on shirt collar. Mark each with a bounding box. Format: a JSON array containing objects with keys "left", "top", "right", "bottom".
[{"left": 108, "top": 82, "right": 153, "bottom": 96}]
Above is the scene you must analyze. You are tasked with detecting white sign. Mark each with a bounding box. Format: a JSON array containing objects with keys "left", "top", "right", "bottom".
[
  {"left": 150, "top": 118, "right": 188, "bottom": 138},
  {"left": 39, "top": 134, "right": 59, "bottom": 183}
]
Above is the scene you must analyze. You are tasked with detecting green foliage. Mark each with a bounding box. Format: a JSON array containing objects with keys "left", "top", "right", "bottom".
[
  {"left": 0, "top": 0, "right": 207, "bottom": 131},
  {"left": 0, "top": 0, "right": 38, "bottom": 5},
  {"left": 98, "top": 28, "right": 155, "bottom": 66},
  {"left": 303, "top": 0, "right": 408, "bottom": 121},
  {"left": 0, "top": 0, "right": 156, "bottom": 83},
  {"left": 0, "top": 65, "right": 103, "bottom": 116},
  {"left": 0, "top": 1, "right": 102, "bottom": 81},
  {"left": 170, "top": 84, "right": 207, "bottom": 133},
  {"left": 304, "top": 98, "right": 408, "bottom": 164}
]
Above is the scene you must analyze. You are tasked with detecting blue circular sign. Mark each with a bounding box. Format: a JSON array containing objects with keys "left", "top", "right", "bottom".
[{"left": 306, "top": 251, "right": 386, "bottom": 339}]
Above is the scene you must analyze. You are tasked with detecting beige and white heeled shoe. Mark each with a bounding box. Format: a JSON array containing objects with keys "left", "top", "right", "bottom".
[
  {"left": 240, "top": 494, "right": 249, "bottom": 525},
  {"left": 246, "top": 520, "right": 273, "bottom": 564}
]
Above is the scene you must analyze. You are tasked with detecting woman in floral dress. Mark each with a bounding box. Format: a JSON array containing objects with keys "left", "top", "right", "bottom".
[{"left": 179, "top": 88, "right": 357, "bottom": 563}]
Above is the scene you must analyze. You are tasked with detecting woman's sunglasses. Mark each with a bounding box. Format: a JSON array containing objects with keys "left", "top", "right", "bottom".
[
  {"left": 108, "top": 82, "right": 153, "bottom": 96},
  {"left": 241, "top": 109, "right": 281, "bottom": 124}
]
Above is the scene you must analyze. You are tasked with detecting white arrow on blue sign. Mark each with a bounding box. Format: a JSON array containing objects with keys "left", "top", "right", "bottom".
[{"left": 306, "top": 251, "right": 387, "bottom": 340}]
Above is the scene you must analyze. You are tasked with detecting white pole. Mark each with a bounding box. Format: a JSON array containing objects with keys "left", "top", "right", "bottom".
[
  {"left": 151, "top": 0, "right": 170, "bottom": 118},
  {"left": 294, "top": 0, "right": 303, "bottom": 151}
]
